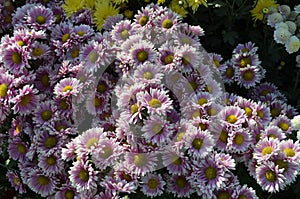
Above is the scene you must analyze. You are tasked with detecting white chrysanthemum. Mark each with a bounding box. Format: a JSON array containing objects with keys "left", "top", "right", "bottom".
[
  {"left": 273, "top": 28, "right": 291, "bottom": 44},
  {"left": 285, "top": 36, "right": 300, "bottom": 54},
  {"left": 291, "top": 115, "right": 300, "bottom": 130},
  {"left": 285, "top": 21, "right": 297, "bottom": 34},
  {"left": 294, "top": 5, "right": 300, "bottom": 14},
  {"left": 267, "top": 13, "right": 284, "bottom": 27}
]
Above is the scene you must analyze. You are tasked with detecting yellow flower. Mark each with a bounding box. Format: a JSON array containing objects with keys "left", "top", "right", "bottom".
[
  {"left": 62, "top": 0, "right": 84, "bottom": 17},
  {"left": 81, "top": 0, "right": 96, "bottom": 9},
  {"left": 250, "top": 0, "right": 279, "bottom": 22},
  {"left": 93, "top": 0, "right": 119, "bottom": 31},
  {"left": 111, "top": 0, "right": 129, "bottom": 5},
  {"left": 186, "top": 0, "right": 208, "bottom": 13},
  {"left": 169, "top": 0, "right": 188, "bottom": 18},
  {"left": 157, "top": 0, "right": 166, "bottom": 4}
]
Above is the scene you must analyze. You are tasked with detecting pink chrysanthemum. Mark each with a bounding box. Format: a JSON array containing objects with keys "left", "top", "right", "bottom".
[
  {"left": 124, "top": 152, "right": 158, "bottom": 176},
  {"left": 140, "top": 173, "right": 166, "bottom": 198},
  {"left": 162, "top": 149, "right": 191, "bottom": 175},
  {"left": 219, "top": 106, "right": 247, "bottom": 127},
  {"left": 279, "top": 139, "right": 300, "bottom": 162},
  {"left": 26, "top": 4, "right": 54, "bottom": 30},
  {"left": 37, "top": 152, "right": 64, "bottom": 175},
  {"left": 27, "top": 170, "right": 57, "bottom": 197},
  {"left": 54, "top": 77, "right": 83, "bottom": 99},
  {"left": 253, "top": 138, "right": 280, "bottom": 163},
  {"left": 6, "top": 171, "right": 26, "bottom": 194},
  {"left": 167, "top": 174, "right": 194, "bottom": 198}
]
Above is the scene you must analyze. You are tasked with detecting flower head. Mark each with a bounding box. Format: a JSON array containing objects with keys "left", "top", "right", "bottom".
[{"left": 250, "top": 0, "right": 279, "bottom": 22}]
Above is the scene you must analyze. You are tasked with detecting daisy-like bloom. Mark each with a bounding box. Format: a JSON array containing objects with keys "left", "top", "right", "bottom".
[
  {"left": 261, "top": 125, "right": 286, "bottom": 140},
  {"left": 162, "top": 149, "right": 191, "bottom": 175},
  {"left": 34, "top": 65, "right": 53, "bottom": 93},
  {"left": 255, "top": 161, "right": 285, "bottom": 193},
  {"left": 133, "top": 63, "right": 164, "bottom": 85},
  {"left": 253, "top": 137, "right": 280, "bottom": 163},
  {"left": 32, "top": 100, "right": 56, "bottom": 127},
  {"left": 267, "top": 12, "right": 284, "bottom": 27},
  {"left": 285, "top": 35, "right": 300, "bottom": 54},
  {"left": 291, "top": 115, "right": 300, "bottom": 131},
  {"left": 100, "top": 174, "right": 138, "bottom": 194},
  {"left": 69, "top": 159, "right": 98, "bottom": 192},
  {"left": 227, "top": 128, "right": 252, "bottom": 153},
  {"left": 235, "top": 66, "right": 265, "bottom": 89},
  {"left": 279, "top": 139, "right": 300, "bottom": 162},
  {"left": 11, "top": 84, "right": 39, "bottom": 115},
  {"left": 0, "top": 71, "right": 15, "bottom": 104},
  {"left": 124, "top": 152, "right": 158, "bottom": 176},
  {"left": 219, "top": 106, "right": 247, "bottom": 127},
  {"left": 213, "top": 124, "right": 231, "bottom": 151},
  {"left": 250, "top": 0, "right": 279, "bottom": 22},
  {"left": 167, "top": 174, "right": 194, "bottom": 198},
  {"left": 209, "top": 53, "right": 223, "bottom": 69},
  {"left": 158, "top": 42, "right": 179, "bottom": 71},
  {"left": 233, "top": 51, "right": 261, "bottom": 69},
  {"left": 232, "top": 184, "right": 258, "bottom": 199},
  {"left": 233, "top": 41, "right": 258, "bottom": 54},
  {"left": 93, "top": 0, "right": 119, "bottom": 31},
  {"left": 102, "top": 14, "right": 124, "bottom": 31},
  {"left": 27, "top": 170, "right": 57, "bottom": 197},
  {"left": 186, "top": 0, "right": 207, "bottom": 13},
  {"left": 111, "top": 19, "right": 136, "bottom": 43},
  {"left": 85, "top": 92, "right": 109, "bottom": 115},
  {"left": 26, "top": 4, "right": 54, "bottom": 30},
  {"left": 270, "top": 115, "right": 292, "bottom": 134},
  {"left": 137, "top": 87, "right": 173, "bottom": 115},
  {"left": 73, "top": 24, "right": 94, "bottom": 42},
  {"left": 54, "top": 77, "right": 83, "bottom": 99},
  {"left": 2, "top": 44, "right": 30, "bottom": 74},
  {"left": 6, "top": 171, "right": 26, "bottom": 194},
  {"left": 213, "top": 152, "right": 236, "bottom": 171},
  {"left": 184, "top": 127, "right": 214, "bottom": 158},
  {"left": 141, "top": 114, "right": 173, "bottom": 145},
  {"left": 175, "top": 44, "right": 200, "bottom": 73},
  {"left": 129, "top": 40, "right": 157, "bottom": 67},
  {"left": 8, "top": 136, "right": 28, "bottom": 162},
  {"left": 91, "top": 137, "right": 123, "bottom": 170},
  {"left": 30, "top": 41, "right": 50, "bottom": 60},
  {"left": 38, "top": 152, "right": 64, "bottom": 175},
  {"left": 252, "top": 101, "right": 271, "bottom": 125},
  {"left": 35, "top": 131, "right": 64, "bottom": 156},
  {"left": 54, "top": 184, "right": 77, "bottom": 199},
  {"left": 73, "top": 127, "right": 105, "bottom": 158},
  {"left": 133, "top": 5, "right": 155, "bottom": 30},
  {"left": 155, "top": 10, "right": 180, "bottom": 35},
  {"left": 61, "top": 140, "right": 76, "bottom": 161},
  {"left": 219, "top": 61, "right": 236, "bottom": 85},
  {"left": 273, "top": 27, "right": 291, "bottom": 44},
  {"left": 140, "top": 172, "right": 166, "bottom": 198}
]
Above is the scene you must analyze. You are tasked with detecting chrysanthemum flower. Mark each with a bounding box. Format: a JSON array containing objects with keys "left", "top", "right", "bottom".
[
  {"left": 155, "top": 10, "right": 180, "bottom": 35},
  {"left": 162, "top": 150, "right": 191, "bottom": 175},
  {"left": 32, "top": 100, "right": 56, "bottom": 127},
  {"left": 27, "top": 170, "right": 57, "bottom": 197},
  {"left": 236, "top": 66, "right": 265, "bottom": 89},
  {"left": 69, "top": 159, "right": 98, "bottom": 192},
  {"left": 6, "top": 171, "right": 26, "bottom": 194},
  {"left": 233, "top": 41, "right": 258, "bottom": 54},
  {"left": 261, "top": 125, "right": 286, "bottom": 140},
  {"left": 133, "top": 63, "right": 164, "bottom": 85},
  {"left": 140, "top": 173, "right": 166, "bottom": 198},
  {"left": 219, "top": 106, "right": 247, "bottom": 127},
  {"left": 35, "top": 131, "right": 64, "bottom": 155},
  {"left": 130, "top": 41, "right": 157, "bottom": 67},
  {"left": 111, "top": 19, "right": 136, "bottom": 43},
  {"left": 93, "top": 0, "right": 119, "bottom": 31},
  {"left": 167, "top": 174, "right": 194, "bottom": 198},
  {"left": 62, "top": 0, "right": 84, "bottom": 17},
  {"left": 256, "top": 162, "right": 285, "bottom": 193},
  {"left": 279, "top": 139, "right": 300, "bottom": 162},
  {"left": 270, "top": 115, "right": 292, "bottom": 134},
  {"left": 102, "top": 14, "right": 124, "bottom": 31},
  {"left": 232, "top": 184, "right": 258, "bottom": 199},
  {"left": 26, "top": 4, "right": 55, "bottom": 30},
  {"left": 8, "top": 136, "right": 28, "bottom": 161},
  {"left": 38, "top": 152, "right": 64, "bottom": 175},
  {"left": 54, "top": 185, "right": 77, "bottom": 199},
  {"left": 73, "top": 24, "right": 94, "bottom": 42},
  {"left": 267, "top": 12, "right": 284, "bottom": 27},
  {"left": 253, "top": 137, "right": 280, "bottom": 162},
  {"left": 124, "top": 152, "right": 158, "bottom": 176},
  {"left": 54, "top": 77, "right": 83, "bottom": 98},
  {"left": 285, "top": 35, "right": 300, "bottom": 54},
  {"left": 186, "top": 0, "right": 207, "bottom": 13},
  {"left": 11, "top": 84, "right": 39, "bottom": 115},
  {"left": 175, "top": 44, "right": 200, "bottom": 72},
  {"left": 250, "top": 0, "right": 279, "bottom": 22},
  {"left": 227, "top": 128, "right": 252, "bottom": 153}
]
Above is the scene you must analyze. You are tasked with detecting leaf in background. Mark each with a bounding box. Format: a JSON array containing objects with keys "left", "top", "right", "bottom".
[{"left": 223, "top": 30, "right": 239, "bottom": 46}]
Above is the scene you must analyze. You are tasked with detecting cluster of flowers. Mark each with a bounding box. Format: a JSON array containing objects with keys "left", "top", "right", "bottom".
[
  {"left": 1, "top": 1, "right": 300, "bottom": 199},
  {"left": 0, "top": 0, "right": 14, "bottom": 33},
  {"left": 266, "top": 4, "right": 300, "bottom": 54}
]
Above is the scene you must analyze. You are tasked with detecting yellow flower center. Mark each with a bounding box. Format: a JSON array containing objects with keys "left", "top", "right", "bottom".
[
  {"left": 149, "top": 98, "right": 162, "bottom": 108},
  {"left": 93, "top": 97, "right": 102, "bottom": 108},
  {"left": 16, "top": 124, "right": 22, "bottom": 134},
  {"left": 262, "top": 146, "right": 273, "bottom": 156},
  {"left": 268, "top": 134, "right": 277, "bottom": 139},
  {"left": 192, "top": 110, "right": 201, "bottom": 118},
  {"left": 55, "top": 14, "right": 62, "bottom": 23},
  {"left": 244, "top": 107, "right": 253, "bottom": 117},
  {"left": 56, "top": 125, "right": 65, "bottom": 131},
  {"left": 100, "top": 146, "right": 113, "bottom": 159},
  {"left": 13, "top": 177, "right": 19, "bottom": 185},
  {"left": 71, "top": 49, "right": 80, "bottom": 58},
  {"left": 139, "top": 16, "right": 148, "bottom": 26},
  {"left": 136, "top": 50, "right": 148, "bottom": 62},
  {"left": 265, "top": 170, "right": 276, "bottom": 182},
  {"left": 205, "top": 166, "right": 217, "bottom": 180},
  {"left": 237, "top": 194, "right": 248, "bottom": 199},
  {"left": 32, "top": 47, "right": 44, "bottom": 57},
  {"left": 17, "top": 40, "right": 25, "bottom": 46},
  {"left": 86, "top": 137, "right": 98, "bottom": 149},
  {"left": 62, "top": 33, "right": 70, "bottom": 43},
  {"left": 4, "top": 16, "right": 12, "bottom": 24},
  {"left": 88, "top": 51, "right": 99, "bottom": 63},
  {"left": 37, "top": 175, "right": 50, "bottom": 185},
  {"left": 257, "top": 110, "right": 264, "bottom": 119},
  {"left": 79, "top": 169, "right": 89, "bottom": 182},
  {"left": 275, "top": 159, "right": 288, "bottom": 172},
  {"left": 217, "top": 191, "right": 230, "bottom": 199},
  {"left": 176, "top": 132, "right": 185, "bottom": 142},
  {"left": 12, "top": 52, "right": 22, "bottom": 64},
  {"left": 192, "top": 137, "right": 203, "bottom": 150},
  {"left": 198, "top": 97, "right": 208, "bottom": 105},
  {"left": 120, "top": 29, "right": 129, "bottom": 40},
  {"left": 152, "top": 123, "right": 163, "bottom": 135},
  {"left": 164, "top": 54, "right": 174, "bottom": 64},
  {"left": 20, "top": 94, "right": 31, "bottom": 106},
  {"left": 162, "top": 19, "right": 173, "bottom": 29},
  {"left": 207, "top": 108, "right": 217, "bottom": 116},
  {"left": 0, "top": 83, "right": 8, "bottom": 98},
  {"left": 59, "top": 100, "right": 69, "bottom": 110},
  {"left": 260, "top": 90, "right": 270, "bottom": 96},
  {"left": 175, "top": 176, "right": 187, "bottom": 188},
  {"left": 41, "top": 110, "right": 52, "bottom": 121},
  {"left": 226, "top": 115, "right": 238, "bottom": 124},
  {"left": 225, "top": 67, "right": 234, "bottom": 78},
  {"left": 219, "top": 130, "right": 228, "bottom": 143},
  {"left": 41, "top": 74, "right": 50, "bottom": 87},
  {"left": 97, "top": 84, "right": 106, "bottom": 93},
  {"left": 147, "top": 178, "right": 159, "bottom": 189},
  {"left": 45, "top": 136, "right": 57, "bottom": 149},
  {"left": 143, "top": 71, "right": 153, "bottom": 80},
  {"left": 240, "top": 57, "right": 252, "bottom": 67},
  {"left": 63, "top": 85, "right": 73, "bottom": 92},
  {"left": 182, "top": 54, "right": 191, "bottom": 65},
  {"left": 284, "top": 148, "right": 295, "bottom": 157},
  {"left": 242, "top": 70, "right": 254, "bottom": 81},
  {"left": 270, "top": 108, "right": 280, "bottom": 118},
  {"left": 17, "top": 144, "right": 27, "bottom": 154},
  {"left": 172, "top": 156, "right": 182, "bottom": 165},
  {"left": 189, "top": 81, "right": 198, "bottom": 91},
  {"left": 35, "top": 15, "right": 46, "bottom": 24},
  {"left": 198, "top": 123, "right": 208, "bottom": 130},
  {"left": 64, "top": 190, "right": 75, "bottom": 199},
  {"left": 234, "top": 134, "right": 244, "bottom": 145},
  {"left": 278, "top": 122, "right": 289, "bottom": 131},
  {"left": 76, "top": 31, "right": 85, "bottom": 36},
  {"left": 47, "top": 155, "right": 56, "bottom": 165},
  {"left": 131, "top": 103, "right": 139, "bottom": 114},
  {"left": 133, "top": 153, "right": 147, "bottom": 167},
  {"left": 214, "top": 60, "right": 220, "bottom": 68}
]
